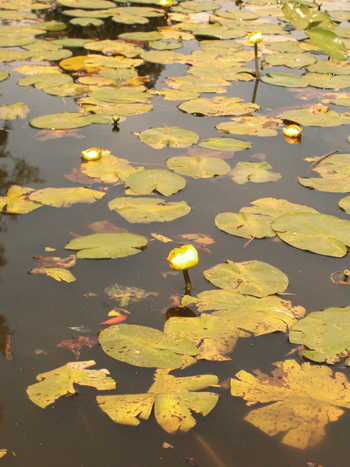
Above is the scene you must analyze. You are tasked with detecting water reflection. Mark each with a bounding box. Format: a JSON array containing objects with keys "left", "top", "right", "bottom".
[{"left": 164, "top": 305, "right": 197, "bottom": 321}]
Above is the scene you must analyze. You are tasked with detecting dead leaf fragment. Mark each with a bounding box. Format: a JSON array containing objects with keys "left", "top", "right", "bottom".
[
  {"left": 31, "top": 254, "right": 76, "bottom": 270},
  {"left": 57, "top": 336, "right": 98, "bottom": 359},
  {"left": 162, "top": 442, "right": 174, "bottom": 449}
]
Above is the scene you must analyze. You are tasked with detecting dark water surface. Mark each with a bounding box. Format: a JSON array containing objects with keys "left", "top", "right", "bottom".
[{"left": 1, "top": 2, "right": 350, "bottom": 467}]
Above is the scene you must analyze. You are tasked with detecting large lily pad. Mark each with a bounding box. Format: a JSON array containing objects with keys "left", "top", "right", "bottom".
[
  {"left": 30, "top": 112, "right": 91, "bottom": 130},
  {"left": 84, "top": 40, "right": 143, "bottom": 57},
  {"left": 304, "top": 73, "right": 350, "bottom": 89},
  {"left": 124, "top": 169, "right": 186, "bottom": 196},
  {"left": 178, "top": 97, "right": 259, "bottom": 117},
  {"left": 203, "top": 260, "right": 289, "bottom": 297},
  {"left": 264, "top": 52, "right": 316, "bottom": 69},
  {"left": 260, "top": 73, "right": 309, "bottom": 88},
  {"left": 166, "top": 156, "right": 231, "bottom": 178},
  {"left": 289, "top": 307, "right": 350, "bottom": 365},
  {"left": 187, "top": 290, "right": 305, "bottom": 336},
  {"left": 216, "top": 116, "right": 282, "bottom": 137},
  {"left": 0, "top": 103, "right": 29, "bottom": 120},
  {"left": 164, "top": 314, "right": 240, "bottom": 361},
  {"left": 57, "top": 0, "right": 116, "bottom": 8},
  {"left": 18, "top": 73, "right": 72, "bottom": 88},
  {"left": 0, "top": 186, "right": 41, "bottom": 214},
  {"left": 97, "top": 369, "right": 219, "bottom": 433},
  {"left": 108, "top": 197, "right": 191, "bottom": 223},
  {"left": 281, "top": 104, "right": 350, "bottom": 126},
  {"left": 306, "top": 60, "right": 350, "bottom": 75},
  {"left": 136, "top": 126, "right": 199, "bottom": 149},
  {"left": 27, "top": 361, "right": 116, "bottom": 409},
  {"left": 99, "top": 324, "right": 199, "bottom": 368},
  {"left": 64, "top": 233, "right": 148, "bottom": 258},
  {"left": 272, "top": 211, "right": 350, "bottom": 257},
  {"left": 29, "top": 187, "right": 105, "bottom": 208},
  {"left": 230, "top": 360, "right": 350, "bottom": 449},
  {"left": 229, "top": 162, "right": 281, "bottom": 184},
  {"left": 199, "top": 137, "right": 251, "bottom": 152}
]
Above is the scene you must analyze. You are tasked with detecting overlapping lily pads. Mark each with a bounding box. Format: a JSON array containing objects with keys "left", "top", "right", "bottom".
[{"left": 230, "top": 162, "right": 281, "bottom": 184}]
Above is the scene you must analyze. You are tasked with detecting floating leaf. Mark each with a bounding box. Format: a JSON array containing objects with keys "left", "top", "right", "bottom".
[
  {"left": 136, "top": 126, "right": 199, "bottom": 149},
  {"left": 282, "top": 2, "right": 313, "bottom": 31},
  {"left": 304, "top": 73, "right": 350, "bottom": 89},
  {"left": 57, "top": 0, "right": 115, "bottom": 8},
  {"left": 65, "top": 233, "right": 148, "bottom": 259},
  {"left": 203, "top": 260, "right": 289, "bottom": 297},
  {"left": 166, "top": 156, "right": 230, "bottom": 178},
  {"left": 29, "top": 187, "right": 105, "bottom": 207},
  {"left": 125, "top": 169, "right": 186, "bottom": 196},
  {"left": 260, "top": 73, "right": 309, "bottom": 88},
  {"left": 118, "top": 31, "right": 163, "bottom": 41},
  {"left": 281, "top": 104, "right": 350, "bottom": 126},
  {"left": 216, "top": 116, "right": 282, "bottom": 137},
  {"left": 230, "top": 360, "right": 350, "bottom": 449},
  {"left": 229, "top": 162, "right": 281, "bottom": 184},
  {"left": 27, "top": 360, "right": 116, "bottom": 409},
  {"left": 108, "top": 197, "right": 191, "bottom": 223},
  {"left": 105, "top": 283, "right": 158, "bottom": 306},
  {"left": 97, "top": 369, "right": 218, "bottom": 433},
  {"left": 57, "top": 336, "right": 98, "bottom": 359},
  {"left": 141, "top": 50, "right": 185, "bottom": 65},
  {"left": 88, "top": 88, "right": 151, "bottom": 104},
  {"left": 188, "top": 290, "right": 304, "bottom": 336},
  {"left": 289, "top": 307, "right": 350, "bottom": 364},
  {"left": 99, "top": 324, "right": 199, "bottom": 368},
  {"left": 179, "top": 97, "right": 259, "bottom": 117},
  {"left": 0, "top": 102, "right": 29, "bottom": 120},
  {"left": 165, "top": 75, "right": 229, "bottom": 94},
  {"left": 84, "top": 39, "right": 143, "bottom": 57},
  {"left": 306, "top": 60, "right": 350, "bottom": 75},
  {"left": 30, "top": 254, "right": 76, "bottom": 271},
  {"left": 272, "top": 211, "right": 350, "bottom": 257},
  {"left": 299, "top": 153, "right": 350, "bottom": 192},
  {"left": 0, "top": 70, "right": 9, "bottom": 82},
  {"left": 164, "top": 314, "right": 240, "bottom": 361},
  {"left": 153, "top": 89, "right": 199, "bottom": 101},
  {"left": 30, "top": 112, "right": 91, "bottom": 130},
  {"left": 339, "top": 195, "right": 350, "bottom": 213},
  {"left": 264, "top": 52, "right": 316, "bottom": 69},
  {"left": 45, "top": 268, "right": 76, "bottom": 283},
  {"left": 0, "top": 186, "right": 41, "bottom": 214},
  {"left": 199, "top": 137, "right": 251, "bottom": 152},
  {"left": 18, "top": 73, "right": 73, "bottom": 88},
  {"left": 306, "top": 28, "right": 347, "bottom": 60}
]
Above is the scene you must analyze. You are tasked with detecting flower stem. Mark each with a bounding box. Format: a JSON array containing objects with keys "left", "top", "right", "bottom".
[
  {"left": 183, "top": 269, "right": 192, "bottom": 295},
  {"left": 254, "top": 43, "right": 259, "bottom": 79}
]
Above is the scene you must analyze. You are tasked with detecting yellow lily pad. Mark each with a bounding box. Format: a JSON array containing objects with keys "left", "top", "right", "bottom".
[
  {"left": 0, "top": 185, "right": 41, "bottom": 214},
  {"left": 167, "top": 155, "right": 231, "bottom": 178},
  {"left": 179, "top": 96, "right": 259, "bottom": 117},
  {"left": 136, "top": 126, "right": 199, "bottom": 149},
  {"left": 125, "top": 169, "right": 186, "bottom": 196},
  {"left": 229, "top": 161, "right": 281, "bottom": 184},
  {"left": 29, "top": 187, "right": 105, "bottom": 207}
]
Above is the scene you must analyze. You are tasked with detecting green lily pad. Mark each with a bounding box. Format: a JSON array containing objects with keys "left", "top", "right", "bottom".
[
  {"left": 305, "top": 28, "right": 347, "bottom": 60},
  {"left": 57, "top": 0, "right": 115, "bottom": 8},
  {"left": 84, "top": 40, "right": 143, "bottom": 57},
  {"left": 264, "top": 52, "right": 316, "bottom": 69},
  {"left": 136, "top": 126, "right": 199, "bottom": 149},
  {"left": 187, "top": 290, "right": 305, "bottom": 336},
  {"left": 108, "top": 197, "right": 191, "bottom": 223},
  {"left": 140, "top": 50, "right": 185, "bottom": 65},
  {"left": 99, "top": 324, "right": 199, "bottom": 369},
  {"left": 329, "top": 10, "right": 350, "bottom": 22},
  {"left": 0, "top": 103, "right": 29, "bottom": 120},
  {"left": 166, "top": 75, "right": 229, "bottom": 94},
  {"left": 229, "top": 162, "right": 281, "bottom": 184},
  {"left": 150, "top": 41, "right": 182, "bottom": 51},
  {"left": 125, "top": 169, "right": 186, "bottom": 196},
  {"left": 203, "top": 260, "right": 289, "bottom": 297},
  {"left": 65, "top": 233, "right": 148, "bottom": 259},
  {"left": 199, "top": 137, "right": 251, "bottom": 152},
  {"left": 339, "top": 196, "right": 350, "bottom": 213},
  {"left": 30, "top": 112, "right": 91, "bottom": 130},
  {"left": 306, "top": 60, "right": 350, "bottom": 75},
  {"left": 0, "top": 50, "right": 32, "bottom": 62},
  {"left": 29, "top": 187, "right": 105, "bottom": 208},
  {"left": 52, "top": 38, "right": 91, "bottom": 47},
  {"left": 0, "top": 185, "right": 41, "bottom": 214},
  {"left": 272, "top": 211, "right": 350, "bottom": 257},
  {"left": 112, "top": 13, "right": 149, "bottom": 25},
  {"left": 281, "top": 104, "right": 350, "bottom": 126},
  {"left": 289, "top": 307, "right": 350, "bottom": 364},
  {"left": 153, "top": 89, "right": 199, "bottom": 101},
  {"left": 62, "top": 8, "right": 113, "bottom": 17},
  {"left": 164, "top": 314, "right": 240, "bottom": 361},
  {"left": 193, "top": 26, "right": 246, "bottom": 40},
  {"left": 80, "top": 152, "right": 143, "bottom": 183},
  {"left": 70, "top": 17, "right": 104, "bottom": 26},
  {"left": 42, "top": 83, "right": 89, "bottom": 98},
  {"left": 18, "top": 73, "right": 73, "bottom": 88},
  {"left": 166, "top": 156, "right": 231, "bottom": 178},
  {"left": 265, "top": 40, "right": 303, "bottom": 53},
  {"left": 282, "top": 1, "right": 335, "bottom": 31},
  {"left": 27, "top": 361, "right": 116, "bottom": 409},
  {"left": 179, "top": 97, "right": 259, "bottom": 117},
  {"left": 216, "top": 116, "right": 281, "bottom": 137},
  {"left": 0, "top": 70, "right": 9, "bottom": 82},
  {"left": 118, "top": 31, "right": 163, "bottom": 41},
  {"left": 304, "top": 73, "right": 350, "bottom": 89},
  {"left": 216, "top": 9, "right": 258, "bottom": 20},
  {"left": 260, "top": 73, "right": 309, "bottom": 88},
  {"left": 88, "top": 88, "right": 151, "bottom": 104}
]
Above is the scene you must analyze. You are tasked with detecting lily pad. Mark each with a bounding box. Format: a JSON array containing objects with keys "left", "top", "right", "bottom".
[
  {"left": 30, "top": 112, "right": 91, "bottom": 130},
  {"left": 99, "top": 324, "right": 199, "bottom": 368},
  {"left": 0, "top": 186, "right": 41, "bottom": 214},
  {"left": 29, "top": 187, "right": 105, "bottom": 208},
  {"left": 0, "top": 103, "right": 29, "bottom": 120},
  {"left": 229, "top": 162, "right": 281, "bottom": 184},
  {"left": 305, "top": 28, "right": 347, "bottom": 60},
  {"left": 125, "top": 169, "right": 186, "bottom": 196},
  {"left": 199, "top": 137, "right": 251, "bottom": 152},
  {"left": 18, "top": 73, "right": 73, "bottom": 88},
  {"left": 203, "top": 260, "right": 289, "bottom": 297},
  {"left": 179, "top": 97, "right": 259, "bottom": 117},
  {"left": 65, "top": 233, "right": 148, "bottom": 258},
  {"left": 84, "top": 40, "right": 143, "bottom": 57},
  {"left": 136, "top": 126, "right": 199, "bottom": 149},
  {"left": 260, "top": 73, "right": 309, "bottom": 88},
  {"left": 27, "top": 360, "right": 116, "bottom": 409},
  {"left": 0, "top": 70, "right": 9, "bottom": 82},
  {"left": 264, "top": 52, "right": 316, "bottom": 69},
  {"left": 164, "top": 314, "right": 240, "bottom": 361},
  {"left": 108, "top": 197, "right": 191, "bottom": 223},
  {"left": 70, "top": 17, "right": 104, "bottom": 26},
  {"left": 97, "top": 369, "right": 219, "bottom": 433},
  {"left": 216, "top": 116, "right": 281, "bottom": 137},
  {"left": 230, "top": 360, "right": 350, "bottom": 449},
  {"left": 166, "top": 156, "right": 231, "bottom": 178},
  {"left": 304, "top": 73, "right": 350, "bottom": 89},
  {"left": 306, "top": 60, "right": 350, "bottom": 75},
  {"left": 289, "top": 307, "right": 350, "bottom": 365},
  {"left": 339, "top": 196, "right": 350, "bottom": 213},
  {"left": 57, "top": 0, "right": 116, "bottom": 8},
  {"left": 281, "top": 104, "right": 350, "bottom": 126},
  {"left": 272, "top": 211, "right": 350, "bottom": 257}
]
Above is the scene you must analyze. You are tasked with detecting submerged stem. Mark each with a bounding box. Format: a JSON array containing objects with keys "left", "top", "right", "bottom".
[
  {"left": 183, "top": 269, "right": 192, "bottom": 295},
  {"left": 254, "top": 43, "right": 259, "bottom": 79}
]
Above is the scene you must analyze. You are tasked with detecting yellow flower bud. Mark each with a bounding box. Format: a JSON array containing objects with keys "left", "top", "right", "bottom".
[
  {"left": 247, "top": 31, "right": 263, "bottom": 44},
  {"left": 283, "top": 124, "right": 302, "bottom": 138},
  {"left": 81, "top": 148, "right": 102, "bottom": 161},
  {"left": 160, "top": 0, "right": 172, "bottom": 6},
  {"left": 167, "top": 245, "right": 198, "bottom": 270}
]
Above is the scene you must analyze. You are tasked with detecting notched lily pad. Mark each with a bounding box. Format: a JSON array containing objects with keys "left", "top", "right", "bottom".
[
  {"left": 199, "top": 137, "right": 251, "bottom": 152},
  {"left": 30, "top": 112, "right": 91, "bottom": 130},
  {"left": 179, "top": 97, "right": 259, "bottom": 117},
  {"left": 0, "top": 186, "right": 41, "bottom": 214},
  {"left": 167, "top": 156, "right": 231, "bottom": 178},
  {"left": 29, "top": 187, "right": 105, "bottom": 207},
  {"left": 229, "top": 162, "right": 281, "bottom": 184},
  {"left": 124, "top": 169, "right": 186, "bottom": 196},
  {"left": 136, "top": 126, "right": 199, "bottom": 149},
  {"left": 216, "top": 116, "right": 282, "bottom": 137},
  {"left": 281, "top": 104, "right": 350, "bottom": 127}
]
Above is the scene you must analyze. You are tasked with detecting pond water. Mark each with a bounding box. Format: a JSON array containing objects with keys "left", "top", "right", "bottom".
[{"left": 2, "top": 0, "right": 350, "bottom": 466}]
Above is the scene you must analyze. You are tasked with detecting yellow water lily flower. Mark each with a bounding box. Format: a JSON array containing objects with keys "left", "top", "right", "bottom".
[
  {"left": 160, "top": 0, "right": 172, "bottom": 6},
  {"left": 81, "top": 148, "right": 102, "bottom": 161},
  {"left": 283, "top": 125, "right": 302, "bottom": 138},
  {"left": 167, "top": 244, "right": 198, "bottom": 270},
  {"left": 247, "top": 31, "right": 263, "bottom": 44}
]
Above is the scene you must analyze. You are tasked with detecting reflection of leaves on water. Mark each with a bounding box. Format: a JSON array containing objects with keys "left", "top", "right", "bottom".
[{"left": 0, "top": 315, "right": 14, "bottom": 360}]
